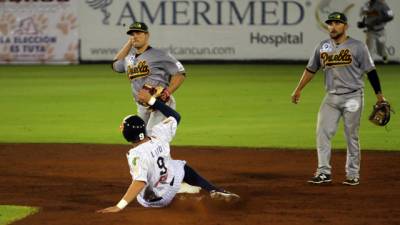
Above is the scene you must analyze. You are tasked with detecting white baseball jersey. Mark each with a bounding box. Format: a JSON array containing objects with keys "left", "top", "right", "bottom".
[{"left": 126, "top": 116, "right": 186, "bottom": 207}]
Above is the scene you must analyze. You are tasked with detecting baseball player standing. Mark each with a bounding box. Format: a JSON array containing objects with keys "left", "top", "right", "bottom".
[
  {"left": 357, "top": 0, "right": 394, "bottom": 63},
  {"left": 112, "top": 22, "right": 186, "bottom": 135},
  {"left": 291, "top": 12, "right": 388, "bottom": 186},
  {"left": 97, "top": 90, "right": 239, "bottom": 213}
]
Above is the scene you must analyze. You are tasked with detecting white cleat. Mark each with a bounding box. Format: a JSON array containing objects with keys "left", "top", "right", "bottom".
[{"left": 210, "top": 190, "right": 240, "bottom": 202}]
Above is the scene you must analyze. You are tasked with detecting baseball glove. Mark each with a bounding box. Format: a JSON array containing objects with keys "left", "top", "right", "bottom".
[
  {"left": 141, "top": 84, "right": 170, "bottom": 108},
  {"left": 368, "top": 101, "right": 392, "bottom": 126}
]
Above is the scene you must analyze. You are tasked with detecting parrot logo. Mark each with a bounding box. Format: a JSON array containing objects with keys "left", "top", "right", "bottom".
[{"left": 85, "top": 0, "right": 113, "bottom": 25}]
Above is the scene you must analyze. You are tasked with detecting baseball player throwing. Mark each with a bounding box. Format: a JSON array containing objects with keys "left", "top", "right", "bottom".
[
  {"left": 112, "top": 22, "right": 186, "bottom": 135},
  {"left": 291, "top": 12, "right": 387, "bottom": 186},
  {"left": 97, "top": 90, "right": 239, "bottom": 213}
]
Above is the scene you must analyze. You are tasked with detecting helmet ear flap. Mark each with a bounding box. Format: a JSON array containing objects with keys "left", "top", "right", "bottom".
[{"left": 121, "top": 115, "right": 146, "bottom": 142}]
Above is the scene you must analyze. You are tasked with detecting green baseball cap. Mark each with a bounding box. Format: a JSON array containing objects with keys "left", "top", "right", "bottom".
[
  {"left": 325, "top": 12, "right": 348, "bottom": 24},
  {"left": 127, "top": 22, "right": 149, "bottom": 35}
]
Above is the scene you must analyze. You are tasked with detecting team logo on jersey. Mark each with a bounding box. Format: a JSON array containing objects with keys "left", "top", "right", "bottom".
[
  {"left": 127, "top": 60, "right": 150, "bottom": 80},
  {"left": 132, "top": 157, "right": 140, "bottom": 177},
  {"left": 132, "top": 157, "right": 139, "bottom": 166},
  {"left": 320, "top": 43, "right": 333, "bottom": 53},
  {"left": 320, "top": 49, "right": 352, "bottom": 66}
]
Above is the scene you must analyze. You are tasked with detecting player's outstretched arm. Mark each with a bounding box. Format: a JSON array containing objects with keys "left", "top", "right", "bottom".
[
  {"left": 97, "top": 180, "right": 145, "bottom": 213},
  {"left": 138, "top": 89, "right": 181, "bottom": 124}
]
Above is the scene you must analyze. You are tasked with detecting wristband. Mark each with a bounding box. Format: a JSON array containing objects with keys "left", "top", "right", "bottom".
[
  {"left": 148, "top": 96, "right": 156, "bottom": 106},
  {"left": 116, "top": 199, "right": 128, "bottom": 209}
]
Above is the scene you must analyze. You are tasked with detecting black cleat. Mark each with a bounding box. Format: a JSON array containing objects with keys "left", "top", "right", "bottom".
[
  {"left": 308, "top": 173, "right": 332, "bottom": 184},
  {"left": 342, "top": 178, "right": 360, "bottom": 186}
]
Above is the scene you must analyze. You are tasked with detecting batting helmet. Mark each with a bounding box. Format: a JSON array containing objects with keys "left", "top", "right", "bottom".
[{"left": 121, "top": 115, "right": 146, "bottom": 142}]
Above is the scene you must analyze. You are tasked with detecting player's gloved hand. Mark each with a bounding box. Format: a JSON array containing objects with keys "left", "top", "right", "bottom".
[
  {"left": 159, "top": 88, "right": 170, "bottom": 102},
  {"left": 357, "top": 21, "right": 366, "bottom": 28},
  {"left": 140, "top": 84, "right": 165, "bottom": 108},
  {"left": 369, "top": 100, "right": 392, "bottom": 126},
  {"left": 138, "top": 89, "right": 153, "bottom": 104}
]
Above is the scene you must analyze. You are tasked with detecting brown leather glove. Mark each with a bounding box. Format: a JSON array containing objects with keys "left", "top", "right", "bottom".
[
  {"left": 369, "top": 101, "right": 392, "bottom": 126},
  {"left": 140, "top": 84, "right": 169, "bottom": 108}
]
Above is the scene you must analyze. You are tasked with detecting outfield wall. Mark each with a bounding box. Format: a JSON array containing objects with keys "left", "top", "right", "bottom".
[
  {"left": 79, "top": 0, "right": 400, "bottom": 62},
  {"left": 0, "top": 0, "right": 79, "bottom": 64},
  {"left": 0, "top": 0, "right": 399, "bottom": 64}
]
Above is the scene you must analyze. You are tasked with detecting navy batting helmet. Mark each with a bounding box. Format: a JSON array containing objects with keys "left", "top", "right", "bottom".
[{"left": 121, "top": 115, "right": 146, "bottom": 142}]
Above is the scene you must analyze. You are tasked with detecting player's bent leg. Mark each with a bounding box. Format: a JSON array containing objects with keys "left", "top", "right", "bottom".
[
  {"left": 183, "top": 164, "right": 240, "bottom": 202},
  {"left": 366, "top": 32, "right": 376, "bottom": 56},
  {"left": 376, "top": 30, "right": 388, "bottom": 63},
  {"left": 183, "top": 164, "right": 218, "bottom": 192}
]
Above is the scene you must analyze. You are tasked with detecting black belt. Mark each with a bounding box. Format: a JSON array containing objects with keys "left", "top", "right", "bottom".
[{"left": 332, "top": 89, "right": 358, "bottom": 95}]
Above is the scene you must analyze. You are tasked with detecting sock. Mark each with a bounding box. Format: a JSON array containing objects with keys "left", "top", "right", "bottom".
[{"left": 183, "top": 164, "right": 221, "bottom": 192}]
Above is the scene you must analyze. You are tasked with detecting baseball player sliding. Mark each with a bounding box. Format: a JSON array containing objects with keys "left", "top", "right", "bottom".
[
  {"left": 291, "top": 12, "right": 388, "bottom": 186},
  {"left": 112, "top": 22, "right": 186, "bottom": 135},
  {"left": 97, "top": 90, "right": 239, "bottom": 213}
]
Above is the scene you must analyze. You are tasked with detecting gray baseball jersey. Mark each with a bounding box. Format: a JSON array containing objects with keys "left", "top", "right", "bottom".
[
  {"left": 113, "top": 47, "right": 185, "bottom": 102},
  {"left": 359, "top": 0, "right": 393, "bottom": 61},
  {"left": 307, "top": 37, "right": 375, "bottom": 94},
  {"left": 360, "top": 0, "right": 393, "bottom": 31},
  {"left": 306, "top": 37, "right": 375, "bottom": 180}
]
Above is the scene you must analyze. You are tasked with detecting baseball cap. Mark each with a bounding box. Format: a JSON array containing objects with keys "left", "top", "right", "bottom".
[
  {"left": 325, "top": 12, "right": 348, "bottom": 24},
  {"left": 127, "top": 22, "right": 149, "bottom": 35}
]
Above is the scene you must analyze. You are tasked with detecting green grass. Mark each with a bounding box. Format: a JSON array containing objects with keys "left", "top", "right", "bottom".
[
  {"left": 0, "top": 64, "right": 399, "bottom": 150},
  {"left": 0, "top": 205, "right": 39, "bottom": 225}
]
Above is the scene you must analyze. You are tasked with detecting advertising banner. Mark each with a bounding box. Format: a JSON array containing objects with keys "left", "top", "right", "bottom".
[
  {"left": 0, "top": 0, "right": 79, "bottom": 64},
  {"left": 79, "top": 0, "right": 400, "bottom": 62}
]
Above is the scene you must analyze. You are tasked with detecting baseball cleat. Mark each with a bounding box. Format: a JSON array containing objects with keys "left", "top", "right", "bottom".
[
  {"left": 342, "top": 178, "right": 360, "bottom": 186},
  {"left": 308, "top": 173, "right": 332, "bottom": 184},
  {"left": 210, "top": 190, "right": 240, "bottom": 202}
]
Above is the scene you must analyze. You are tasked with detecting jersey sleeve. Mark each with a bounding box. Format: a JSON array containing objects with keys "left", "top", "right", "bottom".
[
  {"left": 163, "top": 52, "right": 185, "bottom": 75},
  {"left": 151, "top": 116, "right": 178, "bottom": 143},
  {"left": 381, "top": 3, "right": 394, "bottom": 21},
  {"left": 358, "top": 43, "right": 375, "bottom": 73},
  {"left": 113, "top": 59, "right": 126, "bottom": 73},
  {"left": 129, "top": 154, "right": 149, "bottom": 183},
  {"left": 306, "top": 43, "right": 321, "bottom": 73}
]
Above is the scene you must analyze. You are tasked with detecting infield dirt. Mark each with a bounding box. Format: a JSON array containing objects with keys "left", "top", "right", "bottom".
[{"left": 1, "top": 144, "right": 399, "bottom": 225}]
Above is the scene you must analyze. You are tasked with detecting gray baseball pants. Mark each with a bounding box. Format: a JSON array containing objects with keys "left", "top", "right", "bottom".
[
  {"left": 137, "top": 96, "right": 176, "bottom": 136},
  {"left": 316, "top": 90, "right": 364, "bottom": 179},
  {"left": 366, "top": 29, "right": 388, "bottom": 59}
]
